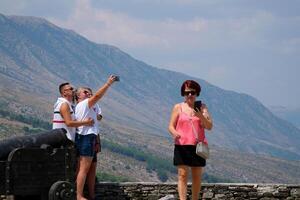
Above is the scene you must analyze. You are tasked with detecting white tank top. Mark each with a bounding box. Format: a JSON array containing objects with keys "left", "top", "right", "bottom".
[{"left": 52, "top": 97, "right": 76, "bottom": 141}]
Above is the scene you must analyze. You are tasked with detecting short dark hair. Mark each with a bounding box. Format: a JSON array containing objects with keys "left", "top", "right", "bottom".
[
  {"left": 59, "top": 82, "right": 70, "bottom": 94},
  {"left": 181, "top": 80, "right": 201, "bottom": 96}
]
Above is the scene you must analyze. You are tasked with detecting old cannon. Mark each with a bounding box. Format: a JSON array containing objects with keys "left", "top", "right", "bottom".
[{"left": 0, "top": 128, "right": 77, "bottom": 200}]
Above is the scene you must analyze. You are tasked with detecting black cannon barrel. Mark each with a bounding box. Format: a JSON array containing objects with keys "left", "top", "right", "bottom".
[{"left": 0, "top": 128, "right": 69, "bottom": 160}]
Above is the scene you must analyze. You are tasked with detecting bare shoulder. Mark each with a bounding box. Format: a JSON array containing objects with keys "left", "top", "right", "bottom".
[
  {"left": 169, "top": 103, "right": 180, "bottom": 115},
  {"left": 173, "top": 103, "right": 181, "bottom": 111},
  {"left": 60, "top": 102, "right": 70, "bottom": 110}
]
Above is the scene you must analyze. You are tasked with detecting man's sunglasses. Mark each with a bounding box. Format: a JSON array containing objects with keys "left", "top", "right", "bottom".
[{"left": 65, "top": 87, "right": 73, "bottom": 91}]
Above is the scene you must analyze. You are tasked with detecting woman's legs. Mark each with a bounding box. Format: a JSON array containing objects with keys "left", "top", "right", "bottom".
[
  {"left": 87, "top": 161, "right": 97, "bottom": 199},
  {"left": 178, "top": 165, "right": 189, "bottom": 200},
  {"left": 191, "top": 167, "right": 203, "bottom": 200},
  {"left": 76, "top": 156, "right": 93, "bottom": 200}
]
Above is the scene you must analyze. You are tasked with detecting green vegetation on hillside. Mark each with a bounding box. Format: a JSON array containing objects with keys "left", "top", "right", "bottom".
[
  {"left": 102, "top": 139, "right": 176, "bottom": 182},
  {"left": 0, "top": 108, "right": 51, "bottom": 133},
  {"left": 102, "top": 139, "right": 235, "bottom": 183},
  {"left": 96, "top": 172, "right": 131, "bottom": 182},
  {"left": 202, "top": 173, "right": 233, "bottom": 183},
  {"left": 252, "top": 144, "right": 300, "bottom": 160}
]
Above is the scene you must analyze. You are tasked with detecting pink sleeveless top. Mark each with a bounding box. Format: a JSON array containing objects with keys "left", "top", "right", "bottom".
[{"left": 175, "top": 103, "right": 207, "bottom": 145}]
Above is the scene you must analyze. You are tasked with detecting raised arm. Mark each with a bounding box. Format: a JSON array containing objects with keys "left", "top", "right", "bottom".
[{"left": 88, "top": 75, "right": 116, "bottom": 108}]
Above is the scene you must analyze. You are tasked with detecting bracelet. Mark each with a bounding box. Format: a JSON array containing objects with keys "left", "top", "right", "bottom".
[{"left": 106, "top": 82, "right": 111, "bottom": 86}]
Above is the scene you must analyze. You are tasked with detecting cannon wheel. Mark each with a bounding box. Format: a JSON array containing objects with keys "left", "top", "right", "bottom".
[{"left": 48, "top": 181, "right": 75, "bottom": 200}]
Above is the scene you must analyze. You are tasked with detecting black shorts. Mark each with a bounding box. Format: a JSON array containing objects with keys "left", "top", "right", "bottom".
[{"left": 173, "top": 145, "right": 206, "bottom": 167}]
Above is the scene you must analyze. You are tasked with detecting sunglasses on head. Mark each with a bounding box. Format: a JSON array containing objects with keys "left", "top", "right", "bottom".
[
  {"left": 83, "top": 91, "right": 91, "bottom": 95},
  {"left": 184, "top": 90, "right": 196, "bottom": 96}
]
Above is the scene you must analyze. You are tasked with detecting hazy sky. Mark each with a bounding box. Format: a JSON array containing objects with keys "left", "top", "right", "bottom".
[{"left": 1, "top": 0, "right": 300, "bottom": 109}]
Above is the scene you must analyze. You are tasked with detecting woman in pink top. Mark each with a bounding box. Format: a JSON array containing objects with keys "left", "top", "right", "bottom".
[{"left": 168, "top": 80, "right": 213, "bottom": 200}]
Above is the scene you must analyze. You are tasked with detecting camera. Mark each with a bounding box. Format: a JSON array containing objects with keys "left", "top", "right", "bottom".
[{"left": 114, "top": 75, "right": 120, "bottom": 82}]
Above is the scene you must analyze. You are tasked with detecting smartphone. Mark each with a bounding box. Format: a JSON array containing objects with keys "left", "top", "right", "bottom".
[
  {"left": 114, "top": 75, "right": 120, "bottom": 81},
  {"left": 194, "top": 100, "right": 202, "bottom": 111}
]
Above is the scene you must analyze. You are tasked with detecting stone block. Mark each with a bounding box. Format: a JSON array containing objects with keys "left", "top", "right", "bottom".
[
  {"left": 260, "top": 198, "right": 279, "bottom": 200},
  {"left": 203, "top": 191, "right": 214, "bottom": 199},
  {"left": 228, "top": 186, "right": 256, "bottom": 192},
  {"left": 248, "top": 192, "right": 258, "bottom": 197},
  {"left": 286, "top": 197, "right": 294, "bottom": 200},
  {"left": 277, "top": 186, "right": 289, "bottom": 193},
  {"left": 214, "top": 193, "right": 226, "bottom": 199},
  {"left": 273, "top": 191, "right": 289, "bottom": 198},
  {"left": 262, "top": 192, "right": 273, "bottom": 197},
  {"left": 291, "top": 188, "right": 300, "bottom": 197},
  {"left": 158, "top": 194, "right": 176, "bottom": 200}
]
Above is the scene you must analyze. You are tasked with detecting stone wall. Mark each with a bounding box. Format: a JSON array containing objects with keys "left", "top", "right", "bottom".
[{"left": 95, "top": 182, "right": 300, "bottom": 200}]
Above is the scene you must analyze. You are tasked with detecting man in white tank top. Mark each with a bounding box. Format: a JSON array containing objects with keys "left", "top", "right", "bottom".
[{"left": 52, "top": 82, "right": 94, "bottom": 141}]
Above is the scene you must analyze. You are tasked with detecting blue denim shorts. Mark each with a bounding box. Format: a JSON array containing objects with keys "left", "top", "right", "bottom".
[{"left": 75, "top": 133, "right": 97, "bottom": 162}]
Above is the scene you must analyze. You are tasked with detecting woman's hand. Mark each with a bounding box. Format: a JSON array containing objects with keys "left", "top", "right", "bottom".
[
  {"left": 193, "top": 103, "right": 213, "bottom": 130},
  {"left": 172, "top": 131, "right": 181, "bottom": 140},
  {"left": 194, "top": 108, "right": 204, "bottom": 118}
]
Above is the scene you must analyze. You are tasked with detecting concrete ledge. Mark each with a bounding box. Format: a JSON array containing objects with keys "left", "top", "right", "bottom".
[{"left": 95, "top": 182, "right": 300, "bottom": 200}]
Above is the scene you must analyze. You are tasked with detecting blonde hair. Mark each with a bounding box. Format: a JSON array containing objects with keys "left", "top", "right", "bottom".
[{"left": 74, "top": 87, "right": 85, "bottom": 102}]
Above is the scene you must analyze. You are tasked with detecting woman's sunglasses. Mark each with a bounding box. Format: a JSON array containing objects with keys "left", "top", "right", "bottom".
[{"left": 184, "top": 91, "right": 196, "bottom": 96}]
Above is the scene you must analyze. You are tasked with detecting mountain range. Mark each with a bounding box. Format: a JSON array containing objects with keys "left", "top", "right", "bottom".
[
  {"left": 0, "top": 13, "right": 300, "bottom": 183},
  {"left": 269, "top": 106, "right": 300, "bottom": 129}
]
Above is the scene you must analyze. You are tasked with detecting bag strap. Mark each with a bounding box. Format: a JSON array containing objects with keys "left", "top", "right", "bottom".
[{"left": 190, "top": 118, "right": 200, "bottom": 143}]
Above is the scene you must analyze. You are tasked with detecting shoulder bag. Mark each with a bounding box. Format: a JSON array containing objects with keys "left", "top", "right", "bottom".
[{"left": 190, "top": 119, "right": 209, "bottom": 159}]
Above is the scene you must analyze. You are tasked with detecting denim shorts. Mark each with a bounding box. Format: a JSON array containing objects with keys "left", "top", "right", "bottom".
[{"left": 75, "top": 133, "right": 98, "bottom": 162}]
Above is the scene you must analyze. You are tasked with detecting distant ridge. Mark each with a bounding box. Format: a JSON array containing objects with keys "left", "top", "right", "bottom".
[{"left": 269, "top": 106, "right": 300, "bottom": 129}]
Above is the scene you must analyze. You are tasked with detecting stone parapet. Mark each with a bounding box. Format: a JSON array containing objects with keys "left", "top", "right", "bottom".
[
  {"left": 1, "top": 182, "right": 299, "bottom": 199},
  {"left": 95, "top": 182, "right": 300, "bottom": 200}
]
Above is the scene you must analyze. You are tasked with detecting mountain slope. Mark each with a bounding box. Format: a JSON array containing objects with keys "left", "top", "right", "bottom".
[
  {"left": 2, "top": 108, "right": 299, "bottom": 183},
  {"left": 269, "top": 106, "right": 300, "bottom": 129},
  {"left": 0, "top": 13, "right": 300, "bottom": 162}
]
